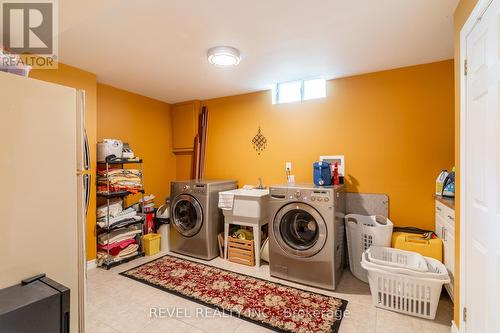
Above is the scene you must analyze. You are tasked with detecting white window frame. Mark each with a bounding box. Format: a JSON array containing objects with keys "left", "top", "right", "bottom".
[{"left": 272, "top": 78, "right": 326, "bottom": 104}]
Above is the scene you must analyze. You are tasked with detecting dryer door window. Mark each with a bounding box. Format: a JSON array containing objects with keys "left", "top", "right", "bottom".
[
  {"left": 273, "top": 203, "right": 327, "bottom": 258},
  {"left": 172, "top": 194, "right": 203, "bottom": 237}
]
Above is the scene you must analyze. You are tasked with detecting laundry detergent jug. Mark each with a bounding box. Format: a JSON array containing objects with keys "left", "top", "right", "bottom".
[{"left": 313, "top": 161, "right": 332, "bottom": 186}]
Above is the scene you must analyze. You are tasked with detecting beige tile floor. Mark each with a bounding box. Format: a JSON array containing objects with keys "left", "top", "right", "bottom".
[{"left": 86, "top": 251, "right": 453, "bottom": 333}]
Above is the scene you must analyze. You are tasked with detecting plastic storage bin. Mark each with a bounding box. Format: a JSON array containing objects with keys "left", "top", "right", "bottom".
[
  {"left": 392, "top": 232, "right": 443, "bottom": 262},
  {"left": 143, "top": 233, "right": 161, "bottom": 256},
  {"left": 361, "top": 246, "right": 450, "bottom": 320},
  {"left": 345, "top": 214, "right": 393, "bottom": 282}
]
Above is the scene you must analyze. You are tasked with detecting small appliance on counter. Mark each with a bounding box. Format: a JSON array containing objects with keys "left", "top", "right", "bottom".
[
  {"left": 313, "top": 161, "right": 332, "bottom": 186},
  {"left": 0, "top": 274, "right": 70, "bottom": 333},
  {"left": 122, "top": 142, "right": 135, "bottom": 159},
  {"left": 97, "top": 139, "right": 123, "bottom": 162},
  {"left": 442, "top": 167, "right": 455, "bottom": 198}
]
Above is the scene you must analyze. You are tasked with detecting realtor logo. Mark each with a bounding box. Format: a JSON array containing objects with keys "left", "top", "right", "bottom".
[{"left": 1, "top": 0, "right": 58, "bottom": 65}]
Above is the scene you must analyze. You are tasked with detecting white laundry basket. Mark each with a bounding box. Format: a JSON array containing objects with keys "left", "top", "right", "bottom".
[
  {"left": 361, "top": 252, "right": 448, "bottom": 280},
  {"left": 345, "top": 214, "right": 393, "bottom": 282},
  {"left": 367, "top": 246, "right": 428, "bottom": 272},
  {"left": 361, "top": 248, "right": 450, "bottom": 320}
]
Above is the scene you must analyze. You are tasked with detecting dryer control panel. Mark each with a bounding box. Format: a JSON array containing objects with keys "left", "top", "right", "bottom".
[
  {"left": 179, "top": 183, "right": 207, "bottom": 195},
  {"left": 309, "top": 189, "right": 332, "bottom": 203},
  {"left": 270, "top": 186, "right": 334, "bottom": 205}
]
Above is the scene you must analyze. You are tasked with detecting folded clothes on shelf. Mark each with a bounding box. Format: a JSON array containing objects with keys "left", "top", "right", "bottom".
[
  {"left": 97, "top": 168, "right": 143, "bottom": 194},
  {"left": 96, "top": 225, "right": 142, "bottom": 266},
  {"left": 96, "top": 243, "right": 139, "bottom": 266},
  {"left": 97, "top": 199, "right": 123, "bottom": 219},
  {"left": 97, "top": 238, "right": 136, "bottom": 256},
  {"left": 116, "top": 243, "right": 139, "bottom": 257},
  {"left": 97, "top": 226, "right": 142, "bottom": 245},
  {"left": 104, "top": 216, "right": 142, "bottom": 229},
  {"left": 97, "top": 206, "right": 141, "bottom": 228}
]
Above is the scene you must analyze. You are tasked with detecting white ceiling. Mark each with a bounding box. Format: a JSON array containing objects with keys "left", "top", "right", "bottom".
[{"left": 59, "top": 0, "right": 459, "bottom": 103}]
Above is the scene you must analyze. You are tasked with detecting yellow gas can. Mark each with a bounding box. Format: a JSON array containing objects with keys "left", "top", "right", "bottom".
[{"left": 391, "top": 232, "right": 443, "bottom": 262}]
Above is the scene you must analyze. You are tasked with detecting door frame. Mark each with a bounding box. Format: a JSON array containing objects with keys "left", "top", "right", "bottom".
[{"left": 458, "top": 0, "right": 495, "bottom": 331}]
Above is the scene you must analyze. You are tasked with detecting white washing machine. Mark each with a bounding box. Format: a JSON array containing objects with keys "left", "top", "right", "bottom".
[
  {"left": 268, "top": 184, "right": 346, "bottom": 290},
  {"left": 170, "top": 180, "right": 237, "bottom": 260}
]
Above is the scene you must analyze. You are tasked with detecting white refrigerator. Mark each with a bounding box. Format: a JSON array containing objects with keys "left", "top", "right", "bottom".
[{"left": 0, "top": 70, "right": 88, "bottom": 332}]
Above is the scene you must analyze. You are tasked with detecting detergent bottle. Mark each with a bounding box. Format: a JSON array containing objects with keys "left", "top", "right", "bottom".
[{"left": 333, "top": 162, "right": 339, "bottom": 186}]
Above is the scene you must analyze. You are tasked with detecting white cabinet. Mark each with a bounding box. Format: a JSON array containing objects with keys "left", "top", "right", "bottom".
[{"left": 435, "top": 199, "right": 455, "bottom": 301}]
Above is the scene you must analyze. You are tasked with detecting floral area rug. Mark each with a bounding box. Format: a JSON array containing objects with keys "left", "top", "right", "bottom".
[{"left": 120, "top": 255, "right": 348, "bottom": 333}]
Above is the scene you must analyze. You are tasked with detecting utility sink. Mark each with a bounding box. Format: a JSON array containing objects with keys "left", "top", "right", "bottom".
[
  {"left": 220, "top": 188, "right": 269, "bottom": 219},
  {"left": 229, "top": 188, "right": 269, "bottom": 197},
  {"left": 219, "top": 188, "right": 271, "bottom": 267}
]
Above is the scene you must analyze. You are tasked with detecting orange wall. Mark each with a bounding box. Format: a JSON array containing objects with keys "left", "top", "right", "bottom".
[
  {"left": 176, "top": 152, "right": 194, "bottom": 180},
  {"left": 453, "top": 0, "right": 479, "bottom": 326},
  {"left": 30, "top": 63, "right": 98, "bottom": 261},
  {"left": 203, "top": 60, "right": 454, "bottom": 231},
  {"left": 29, "top": 65, "right": 178, "bottom": 261},
  {"left": 96, "top": 83, "right": 177, "bottom": 207}
]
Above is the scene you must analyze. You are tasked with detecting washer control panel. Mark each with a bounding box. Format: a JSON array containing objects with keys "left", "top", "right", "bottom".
[
  {"left": 270, "top": 187, "right": 333, "bottom": 205},
  {"left": 191, "top": 184, "right": 207, "bottom": 195}
]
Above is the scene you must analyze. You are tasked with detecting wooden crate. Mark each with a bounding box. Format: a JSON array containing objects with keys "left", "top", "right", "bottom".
[{"left": 228, "top": 236, "right": 255, "bottom": 266}]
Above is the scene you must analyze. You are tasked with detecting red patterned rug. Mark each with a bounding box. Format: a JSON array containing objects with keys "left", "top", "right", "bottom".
[{"left": 121, "top": 255, "right": 347, "bottom": 333}]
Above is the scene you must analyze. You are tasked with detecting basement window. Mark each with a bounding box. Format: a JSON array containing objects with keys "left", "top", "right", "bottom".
[{"left": 272, "top": 78, "right": 326, "bottom": 104}]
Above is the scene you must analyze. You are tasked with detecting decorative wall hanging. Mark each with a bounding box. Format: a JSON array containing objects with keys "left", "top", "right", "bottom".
[{"left": 252, "top": 126, "right": 267, "bottom": 155}]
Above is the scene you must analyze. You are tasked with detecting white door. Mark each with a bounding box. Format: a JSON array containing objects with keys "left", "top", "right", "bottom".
[{"left": 463, "top": 0, "right": 500, "bottom": 332}]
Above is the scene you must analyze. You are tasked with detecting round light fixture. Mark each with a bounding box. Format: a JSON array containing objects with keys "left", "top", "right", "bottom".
[{"left": 207, "top": 46, "right": 241, "bottom": 67}]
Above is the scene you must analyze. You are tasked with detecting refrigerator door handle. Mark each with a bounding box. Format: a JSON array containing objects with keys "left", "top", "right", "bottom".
[
  {"left": 76, "top": 90, "right": 88, "bottom": 171},
  {"left": 84, "top": 174, "right": 90, "bottom": 216},
  {"left": 77, "top": 174, "right": 87, "bottom": 333},
  {"left": 83, "top": 130, "right": 90, "bottom": 171}
]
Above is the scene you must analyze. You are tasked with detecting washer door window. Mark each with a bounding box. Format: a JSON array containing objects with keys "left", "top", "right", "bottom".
[
  {"left": 273, "top": 203, "right": 327, "bottom": 257},
  {"left": 172, "top": 194, "right": 203, "bottom": 237}
]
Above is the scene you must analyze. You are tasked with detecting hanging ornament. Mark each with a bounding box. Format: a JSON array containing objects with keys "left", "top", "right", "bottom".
[{"left": 251, "top": 126, "right": 267, "bottom": 155}]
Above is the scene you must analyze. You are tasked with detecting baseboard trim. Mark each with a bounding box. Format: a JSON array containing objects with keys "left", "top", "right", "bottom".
[
  {"left": 451, "top": 320, "right": 459, "bottom": 333},
  {"left": 87, "top": 259, "right": 97, "bottom": 270}
]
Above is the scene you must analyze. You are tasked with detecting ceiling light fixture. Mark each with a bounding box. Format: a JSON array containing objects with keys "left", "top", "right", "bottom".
[{"left": 207, "top": 46, "right": 241, "bottom": 67}]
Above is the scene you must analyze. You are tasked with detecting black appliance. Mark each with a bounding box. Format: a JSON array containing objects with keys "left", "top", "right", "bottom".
[{"left": 0, "top": 274, "right": 70, "bottom": 333}]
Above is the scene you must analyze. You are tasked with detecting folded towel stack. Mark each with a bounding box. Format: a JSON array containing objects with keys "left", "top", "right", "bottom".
[
  {"left": 97, "top": 226, "right": 142, "bottom": 245},
  {"left": 96, "top": 199, "right": 142, "bottom": 229},
  {"left": 96, "top": 226, "right": 142, "bottom": 266},
  {"left": 97, "top": 168, "right": 143, "bottom": 194}
]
